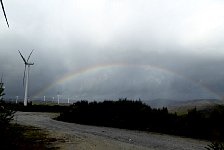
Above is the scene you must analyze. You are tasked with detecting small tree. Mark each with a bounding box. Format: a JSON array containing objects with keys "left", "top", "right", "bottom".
[
  {"left": 0, "top": 82, "right": 5, "bottom": 100},
  {"left": 0, "top": 80, "right": 14, "bottom": 127},
  {"left": 206, "top": 142, "right": 224, "bottom": 150}
]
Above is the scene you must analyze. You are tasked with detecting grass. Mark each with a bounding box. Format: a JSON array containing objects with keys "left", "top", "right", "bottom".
[{"left": 0, "top": 124, "right": 59, "bottom": 150}]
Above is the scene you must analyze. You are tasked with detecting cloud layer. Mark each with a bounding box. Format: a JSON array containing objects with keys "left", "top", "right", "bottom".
[{"left": 1, "top": 0, "right": 224, "bottom": 101}]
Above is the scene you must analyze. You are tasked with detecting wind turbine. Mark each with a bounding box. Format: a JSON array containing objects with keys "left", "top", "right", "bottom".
[
  {"left": 57, "top": 94, "right": 60, "bottom": 104},
  {"left": 16, "top": 96, "right": 18, "bottom": 104},
  {"left": 57, "top": 91, "right": 61, "bottom": 104},
  {"left": 18, "top": 50, "right": 34, "bottom": 106},
  {"left": 0, "top": 0, "right": 9, "bottom": 27}
]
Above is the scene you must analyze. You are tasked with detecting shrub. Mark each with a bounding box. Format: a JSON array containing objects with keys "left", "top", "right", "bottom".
[
  {"left": 206, "top": 142, "right": 224, "bottom": 150},
  {"left": 0, "top": 81, "right": 15, "bottom": 127}
]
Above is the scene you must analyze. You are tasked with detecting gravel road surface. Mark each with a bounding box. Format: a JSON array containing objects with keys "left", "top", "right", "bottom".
[{"left": 14, "top": 112, "right": 209, "bottom": 150}]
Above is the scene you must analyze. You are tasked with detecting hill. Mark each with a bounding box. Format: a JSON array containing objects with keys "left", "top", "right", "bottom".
[{"left": 144, "top": 99, "right": 224, "bottom": 115}]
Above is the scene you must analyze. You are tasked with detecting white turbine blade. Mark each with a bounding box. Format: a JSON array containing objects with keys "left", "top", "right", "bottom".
[
  {"left": 18, "top": 50, "right": 27, "bottom": 63},
  {"left": 27, "top": 49, "right": 34, "bottom": 62},
  {"left": 0, "top": 0, "right": 9, "bottom": 28},
  {"left": 23, "top": 65, "right": 26, "bottom": 87}
]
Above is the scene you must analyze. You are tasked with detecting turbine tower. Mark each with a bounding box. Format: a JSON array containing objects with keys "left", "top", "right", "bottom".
[
  {"left": 57, "top": 94, "right": 60, "bottom": 104},
  {"left": 57, "top": 91, "right": 61, "bottom": 104},
  {"left": 0, "top": 0, "right": 9, "bottom": 27},
  {"left": 0, "top": 74, "right": 4, "bottom": 100},
  {"left": 16, "top": 96, "right": 18, "bottom": 104},
  {"left": 18, "top": 50, "right": 34, "bottom": 106}
]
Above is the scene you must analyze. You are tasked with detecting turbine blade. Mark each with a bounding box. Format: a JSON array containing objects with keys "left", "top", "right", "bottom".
[
  {"left": 23, "top": 65, "right": 26, "bottom": 87},
  {"left": 18, "top": 50, "right": 27, "bottom": 63},
  {"left": 27, "top": 49, "right": 34, "bottom": 62},
  {"left": 0, "top": 0, "right": 9, "bottom": 28}
]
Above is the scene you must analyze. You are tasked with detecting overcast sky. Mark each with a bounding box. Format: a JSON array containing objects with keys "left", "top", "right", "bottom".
[{"left": 1, "top": 0, "right": 224, "bottom": 101}]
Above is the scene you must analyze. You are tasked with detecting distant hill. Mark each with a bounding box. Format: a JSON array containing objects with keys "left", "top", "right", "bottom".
[
  {"left": 143, "top": 98, "right": 179, "bottom": 108},
  {"left": 144, "top": 99, "right": 224, "bottom": 115}
]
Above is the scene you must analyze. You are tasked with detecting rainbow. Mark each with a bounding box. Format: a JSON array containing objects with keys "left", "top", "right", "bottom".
[{"left": 32, "top": 63, "right": 221, "bottom": 99}]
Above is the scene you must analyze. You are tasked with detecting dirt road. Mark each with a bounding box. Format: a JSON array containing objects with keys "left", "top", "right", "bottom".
[{"left": 14, "top": 112, "right": 209, "bottom": 150}]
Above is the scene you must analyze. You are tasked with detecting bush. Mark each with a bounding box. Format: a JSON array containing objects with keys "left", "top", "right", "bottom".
[
  {"left": 0, "top": 80, "right": 16, "bottom": 149},
  {"left": 0, "top": 101, "right": 15, "bottom": 126},
  {"left": 206, "top": 142, "right": 224, "bottom": 150},
  {"left": 0, "top": 81, "right": 15, "bottom": 127}
]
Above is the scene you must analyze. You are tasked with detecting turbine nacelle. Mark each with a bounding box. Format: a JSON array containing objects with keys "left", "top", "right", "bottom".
[
  {"left": 26, "top": 62, "right": 34, "bottom": 65},
  {"left": 18, "top": 50, "right": 34, "bottom": 64}
]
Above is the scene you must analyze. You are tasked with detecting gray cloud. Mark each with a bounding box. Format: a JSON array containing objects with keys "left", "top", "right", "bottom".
[{"left": 1, "top": 0, "right": 224, "bottom": 101}]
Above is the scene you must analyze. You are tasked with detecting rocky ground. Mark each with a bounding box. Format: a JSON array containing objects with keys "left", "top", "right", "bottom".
[{"left": 14, "top": 112, "right": 209, "bottom": 150}]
